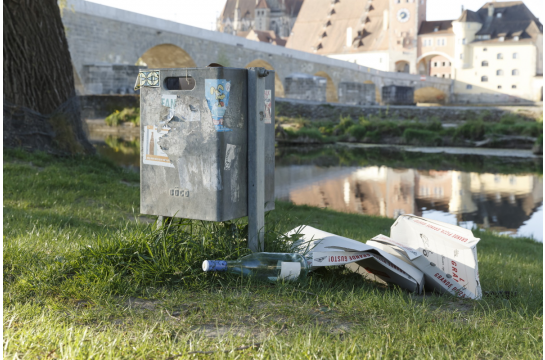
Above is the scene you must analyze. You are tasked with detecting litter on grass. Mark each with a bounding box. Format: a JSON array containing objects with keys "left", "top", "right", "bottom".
[{"left": 287, "top": 214, "right": 481, "bottom": 299}]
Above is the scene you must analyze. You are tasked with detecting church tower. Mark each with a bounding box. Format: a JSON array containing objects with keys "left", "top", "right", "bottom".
[
  {"left": 233, "top": 0, "right": 241, "bottom": 34},
  {"left": 254, "top": 0, "right": 271, "bottom": 32}
]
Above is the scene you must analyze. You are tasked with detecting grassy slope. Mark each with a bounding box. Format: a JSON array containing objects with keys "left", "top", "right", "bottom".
[{"left": 3, "top": 150, "right": 543, "bottom": 359}]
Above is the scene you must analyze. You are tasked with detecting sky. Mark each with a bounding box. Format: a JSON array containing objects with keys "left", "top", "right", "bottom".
[{"left": 87, "top": 0, "right": 543, "bottom": 31}]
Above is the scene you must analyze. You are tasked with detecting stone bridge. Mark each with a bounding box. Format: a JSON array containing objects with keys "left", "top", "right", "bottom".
[{"left": 63, "top": 0, "right": 453, "bottom": 104}]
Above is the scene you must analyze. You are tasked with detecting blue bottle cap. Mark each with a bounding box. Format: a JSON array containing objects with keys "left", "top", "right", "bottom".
[{"left": 202, "top": 260, "right": 227, "bottom": 272}]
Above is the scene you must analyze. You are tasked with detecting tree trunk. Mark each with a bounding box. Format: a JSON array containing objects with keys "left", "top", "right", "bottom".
[{"left": 3, "top": 0, "right": 94, "bottom": 154}]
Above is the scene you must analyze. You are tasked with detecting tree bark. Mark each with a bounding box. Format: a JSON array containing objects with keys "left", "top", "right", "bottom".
[{"left": 3, "top": 0, "right": 94, "bottom": 154}]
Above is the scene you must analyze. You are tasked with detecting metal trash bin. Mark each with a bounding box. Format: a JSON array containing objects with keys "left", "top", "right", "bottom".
[{"left": 137, "top": 66, "right": 275, "bottom": 222}]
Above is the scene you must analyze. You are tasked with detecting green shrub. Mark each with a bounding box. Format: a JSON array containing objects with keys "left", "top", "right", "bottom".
[
  {"left": 454, "top": 120, "right": 486, "bottom": 141},
  {"left": 499, "top": 113, "right": 523, "bottom": 125},
  {"left": 285, "top": 127, "right": 329, "bottom": 142},
  {"left": 478, "top": 109, "right": 493, "bottom": 122},
  {"left": 426, "top": 120, "right": 443, "bottom": 132},
  {"left": 319, "top": 126, "right": 333, "bottom": 135},
  {"left": 365, "top": 130, "right": 382, "bottom": 142},
  {"left": 358, "top": 116, "right": 371, "bottom": 127},
  {"left": 105, "top": 107, "right": 140, "bottom": 127},
  {"left": 346, "top": 125, "right": 367, "bottom": 140},
  {"left": 334, "top": 115, "right": 355, "bottom": 133},
  {"left": 402, "top": 128, "right": 443, "bottom": 146}
]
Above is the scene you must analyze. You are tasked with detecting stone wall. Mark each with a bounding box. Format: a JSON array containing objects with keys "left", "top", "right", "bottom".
[
  {"left": 275, "top": 98, "right": 543, "bottom": 122},
  {"left": 81, "top": 64, "right": 144, "bottom": 95},
  {"left": 284, "top": 74, "right": 327, "bottom": 102},
  {"left": 338, "top": 82, "right": 376, "bottom": 105},
  {"left": 78, "top": 95, "right": 543, "bottom": 123}
]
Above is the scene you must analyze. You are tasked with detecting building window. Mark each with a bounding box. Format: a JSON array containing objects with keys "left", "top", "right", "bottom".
[
  {"left": 499, "top": 36, "right": 505, "bottom": 42},
  {"left": 483, "top": 47, "right": 487, "bottom": 51},
  {"left": 496, "top": 69, "right": 503, "bottom": 76},
  {"left": 462, "top": 38, "right": 466, "bottom": 44},
  {"left": 497, "top": 53, "right": 503, "bottom": 59},
  {"left": 442, "top": 74, "right": 445, "bottom": 78},
  {"left": 442, "top": 61, "right": 446, "bottom": 66},
  {"left": 396, "top": 0, "right": 400, "bottom": 3},
  {"left": 513, "top": 36, "right": 519, "bottom": 41},
  {"left": 497, "top": 85, "right": 502, "bottom": 89},
  {"left": 512, "top": 69, "right": 519, "bottom": 76},
  {"left": 512, "top": 85, "right": 517, "bottom": 89},
  {"left": 512, "top": 52, "right": 518, "bottom": 59},
  {"left": 481, "top": 60, "right": 488, "bottom": 67},
  {"left": 433, "top": 62, "right": 438, "bottom": 67},
  {"left": 481, "top": 76, "right": 488, "bottom": 82},
  {"left": 436, "top": 38, "right": 446, "bottom": 46},
  {"left": 423, "top": 38, "right": 432, "bottom": 47},
  {"left": 466, "top": 84, "right": 473, "bottom": 89},
  {"left": 459, "top": 53, "right": 463, "bottom": 59}
]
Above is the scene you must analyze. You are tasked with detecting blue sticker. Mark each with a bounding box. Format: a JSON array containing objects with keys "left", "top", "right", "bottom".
[{"left": 205, "top": 79, "right": 232, "bottom": 132}]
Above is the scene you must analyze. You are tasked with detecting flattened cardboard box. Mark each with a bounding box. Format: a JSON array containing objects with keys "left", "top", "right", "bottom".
[
  {"left": 388, "top": 215, "right": 482, "bottom": 299},
  {"left": 287, "top": 226, "right": 424, "bottom": 293}
]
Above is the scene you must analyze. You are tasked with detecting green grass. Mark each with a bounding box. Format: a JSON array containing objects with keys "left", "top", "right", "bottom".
[{"left": 4, "top": 149, "right": 543, "bottom": 359}]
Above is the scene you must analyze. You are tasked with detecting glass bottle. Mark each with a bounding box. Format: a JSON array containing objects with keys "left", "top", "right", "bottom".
[{"left": 202, "top": 252, "right": 309, "bottom": 282}]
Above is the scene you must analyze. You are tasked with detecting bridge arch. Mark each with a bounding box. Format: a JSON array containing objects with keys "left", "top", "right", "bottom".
[
  {"left": 314, "top": 71, "right": 338, "bottom": 103},
  {"left": 395, "top": 61, "right": 410, "bottom": 73},
  {"left": 244, "top": 59, "right": 285, "bottom": 98},
  {"left": 136, "top": 44, "right": 197, "bottom": 68},
  {"left": 414, "top": 86, "right": 447, "bottom": 104},
  {"left": 417, "top": 52, "right": 454, "bottom": 76}
]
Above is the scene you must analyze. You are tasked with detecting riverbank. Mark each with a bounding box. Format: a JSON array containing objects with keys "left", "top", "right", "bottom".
[
  {"left": 4, "top": 149, "right": 543, "bottom": 358},
  {"left": 276, "top": 111, "right": 543, "bottom": 153},
  {"left": 82, "top": 94, "right": 543, "bottom": 153}
]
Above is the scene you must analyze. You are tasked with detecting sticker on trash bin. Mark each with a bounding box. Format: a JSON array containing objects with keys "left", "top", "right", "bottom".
[
  {"left": 134, "top": 70, "right": 160, "bottom": 91},
  {"left": 264, "top": 90, "right": 272, "bottom": 124},
  {"left": 143, "top": 125, "right": 174, "bottom": 168},
  {"left": 224, "top": 144, "right": 237, "bottom": 170},
  {"left": 161, "top": 94, "right": 176, "bottom": 108},
  {"left": 161, "top": 94, "right": 176, "bottom": 122},
  {"left": 205, "top": 79, "right": 232, "bottom": 132}
]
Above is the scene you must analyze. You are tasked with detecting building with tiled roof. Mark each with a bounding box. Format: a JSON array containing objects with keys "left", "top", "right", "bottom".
[
  {"left": 217, "top": 0, "right": 303, "bottom": 41},
  {"left": 286, "top": 0, "right": 542, "bottom": 103},
  {"left": 449, "top": 1, "right": 543, "bottom": 103}
]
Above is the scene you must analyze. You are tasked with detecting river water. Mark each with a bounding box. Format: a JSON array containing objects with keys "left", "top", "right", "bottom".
[{"left": 89, "top": 131, "right": 543, "bottom": 241}]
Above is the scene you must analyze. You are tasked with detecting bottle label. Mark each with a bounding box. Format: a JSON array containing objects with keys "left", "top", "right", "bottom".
[{"left": 279, "top": 262, "right": 301, "bottom": 280}]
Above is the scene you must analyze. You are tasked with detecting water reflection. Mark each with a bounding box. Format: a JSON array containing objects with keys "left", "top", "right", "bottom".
[
  {"left": 90, "top": 130, "right": 543, "bottom": 241},
  {"left": 90, "top": 132, "right": 140, "bottom": 171},
  {"left": 276, "top": 163, "right": 543, "bottom": 241}
]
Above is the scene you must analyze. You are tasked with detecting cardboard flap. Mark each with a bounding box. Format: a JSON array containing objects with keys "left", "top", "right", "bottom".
[{"left": 368, "top": 234, "right": 422, "bottom": 261}]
